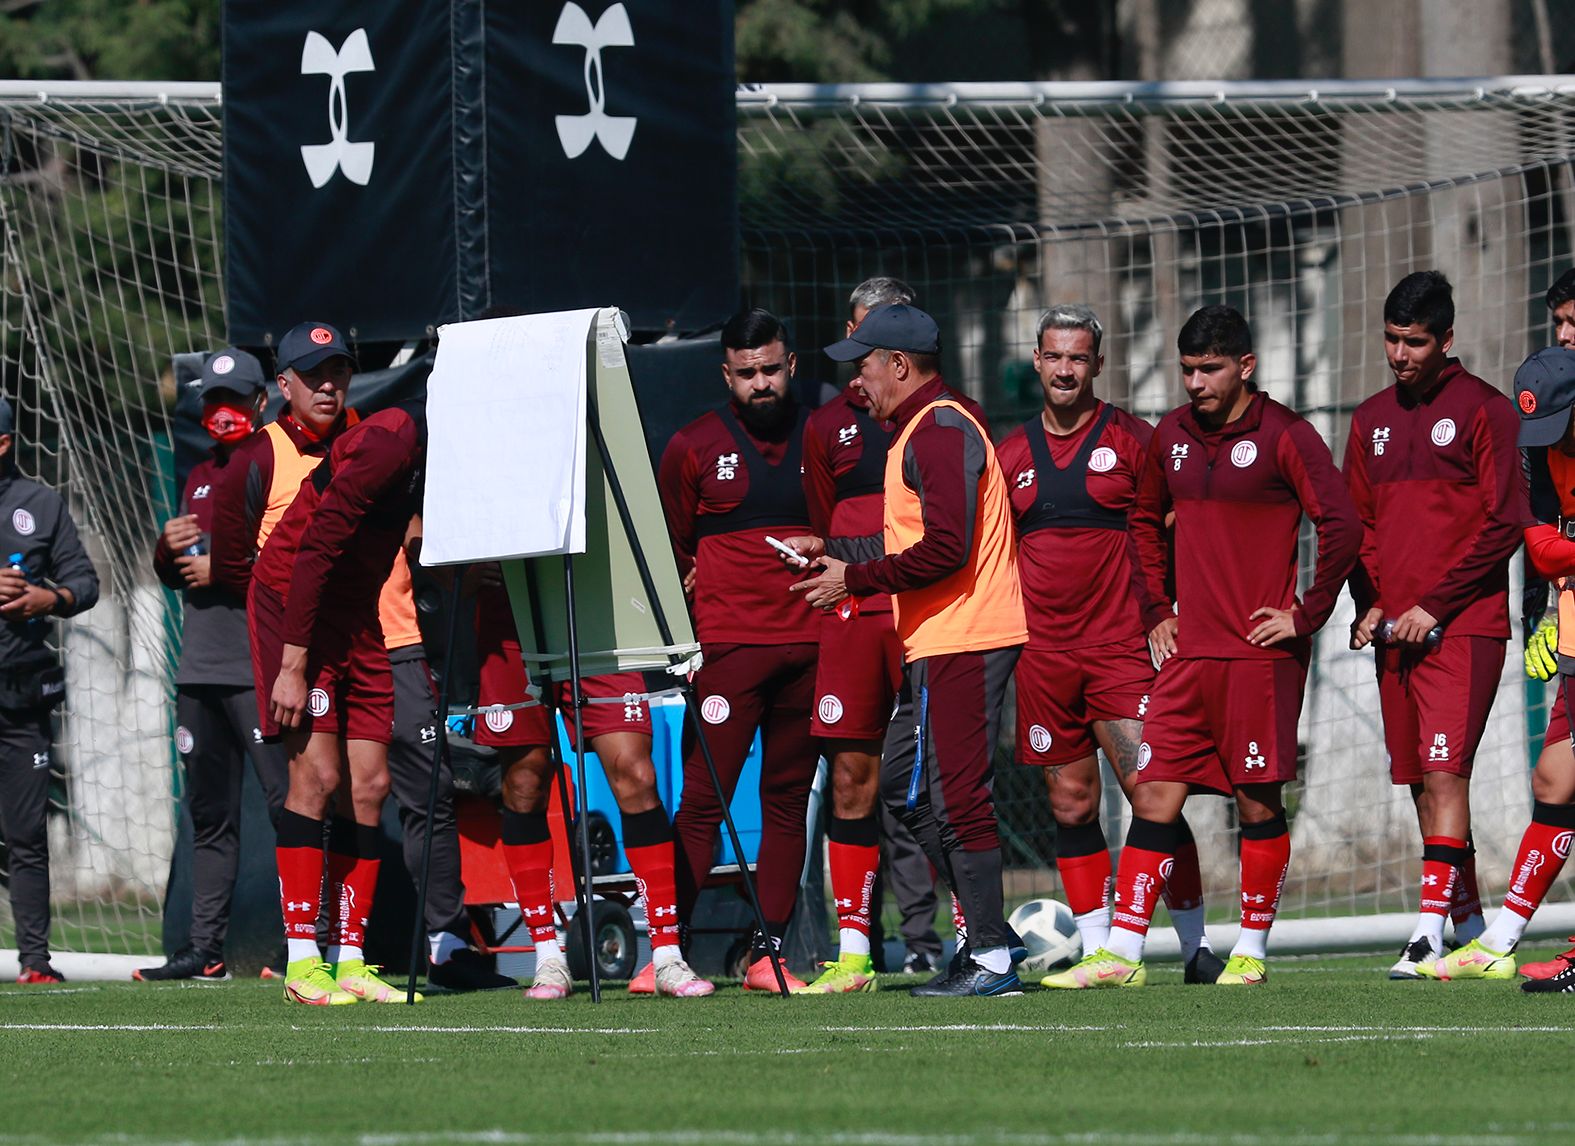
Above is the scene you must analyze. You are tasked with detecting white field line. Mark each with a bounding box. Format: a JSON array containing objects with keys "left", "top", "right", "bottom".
[
  {"left": 820, "top": 1024, "right": 1115, "bottom": 1033},
  {"left": 0, "top": 1022, "right": 218, "bottom": 1031},
  {"left": 0, "top": 986, "right": 100, "bottom": 997},
  {"left": 345, "top": 1025, "right": 658, "bottom": 1035}
]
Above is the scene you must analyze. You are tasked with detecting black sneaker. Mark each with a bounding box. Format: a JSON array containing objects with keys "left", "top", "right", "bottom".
[
  {"left": 1522, "top": 963, "right": 1575, "bottom": 993},
  {"left": 909, "top": 958, "right": 1024, "bottom": 997},
  {"left": 1184, "top": 947, "right": 1226, "bottom": 984},
  {"left": 16, "top": 963, "right": 65, "bottom": 984},
  {"left": 133, "top": 947, "right": 229, "bottom": 982},
  {"left": 902, "top": 950, "right": 937, "bottom": 975},
  {"left": 426, "top": 948, "right": 517, "bottom": 992},
  {"left": 1389, "top": 936, "right": 1441, "bottom": 980}
]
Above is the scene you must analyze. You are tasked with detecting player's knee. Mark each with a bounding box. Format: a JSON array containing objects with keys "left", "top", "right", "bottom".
[
  {"left": 602, "top": 749, "right": 659, "bottom": 809},
  {"left": 1047, "top": 771, "right": 1099, "bottom": 824}
]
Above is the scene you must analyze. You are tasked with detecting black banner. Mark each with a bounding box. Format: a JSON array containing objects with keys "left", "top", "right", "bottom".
[{"left": 223, "top": 1, "right": 736, "bottom": 346}]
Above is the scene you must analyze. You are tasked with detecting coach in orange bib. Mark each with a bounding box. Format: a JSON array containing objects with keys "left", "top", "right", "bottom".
[{"left": 795, "top": 304, "right": 1028, "bottom": 997}]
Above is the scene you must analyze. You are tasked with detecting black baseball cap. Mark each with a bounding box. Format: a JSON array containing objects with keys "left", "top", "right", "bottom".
[
  {"left": 1515, "top": 346, "right": 1575, "bottom": 446},
  {"left": 198, "top": 348, "right": 267, "bottom": 398},
  {"left": 276, "top": 321, "right": 355, "bottom": 373},
  {"left": 823, "top": 303, "right": 942, "bottom": 362}
]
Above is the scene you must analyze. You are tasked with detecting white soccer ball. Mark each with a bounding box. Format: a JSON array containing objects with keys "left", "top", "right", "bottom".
[{"left": 1008, "top": 897, "right": 1080, "bottom": 974}]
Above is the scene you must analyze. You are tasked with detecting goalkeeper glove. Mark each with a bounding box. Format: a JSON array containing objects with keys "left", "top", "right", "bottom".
[{"left": 1526, "top": 618, "right": 1559, "bottom": 682}]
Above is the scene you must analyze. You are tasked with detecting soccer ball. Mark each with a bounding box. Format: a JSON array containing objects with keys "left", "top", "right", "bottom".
[{"left": 1008, "top": 898, "right": 1080, "bottom": 974}]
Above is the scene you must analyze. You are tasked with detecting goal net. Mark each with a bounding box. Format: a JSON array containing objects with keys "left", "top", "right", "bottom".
[
  {"left": 737, "top": 78, "right": 1575, "bottom": 951},
  {"left": 3, "top": 76, "right": 1574, "bottom": 966}
]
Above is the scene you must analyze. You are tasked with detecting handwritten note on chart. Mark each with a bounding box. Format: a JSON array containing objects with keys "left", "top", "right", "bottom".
[{"left": 421, "top": 308, "right": 598, "bottom": 564}]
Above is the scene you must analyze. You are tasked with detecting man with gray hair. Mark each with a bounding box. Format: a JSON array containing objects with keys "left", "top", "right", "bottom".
[
  {"left": 996, "top": 306, "right": 1222, "bottom": 988},
  {"left": 0, "top": 396, "right": 100, "bottom": 983}
]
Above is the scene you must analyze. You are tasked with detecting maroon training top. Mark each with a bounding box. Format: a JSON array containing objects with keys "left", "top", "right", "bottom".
[
  {"left": 996, "top": 400, "right": 1152, "bottom": 650},
  {"left": 657, "top": 402, "right": 816, "bottom": 646},
  {"left": 804, "top": 385, "right": 893, "bottom": 614},
  {"left": 1344, "top": 360, "right": 1528, "bottom": 639},
  {"left": 252, "top": 407, "right": 423, "bottom": 648},
  {"left": 1131, "top": 391, "right": 1361, "bottom": 660}
]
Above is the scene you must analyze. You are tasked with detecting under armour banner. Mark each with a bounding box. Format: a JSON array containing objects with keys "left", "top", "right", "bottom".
[{"left": 222, "top": 0, "right": 737, "bottom": 345}]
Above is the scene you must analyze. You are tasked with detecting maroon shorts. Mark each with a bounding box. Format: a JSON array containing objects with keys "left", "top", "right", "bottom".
[
  {"left": 249, "top": 581, "right": 394, "bottom": 743},
  {"left": 473, "top": 581, "right": 554, "bottom": 749},
  {"left": 1376, "top": 635, "right": 1505, "bottom": 784},
  {"left": 1014, "top": 642, "right": 1153, "bottom": 766},
  {"left": 554, "top": 672, "right": 654, "bottom": 749},
  {"left": 1137, "top": 656, "right": 1306, "bottom": 795},
  {"left": 1544, "top": 679, "right": 1574, "bottom": 751},
  {"left": 811, "top": 609, "right": 903, "bottom": 739}
]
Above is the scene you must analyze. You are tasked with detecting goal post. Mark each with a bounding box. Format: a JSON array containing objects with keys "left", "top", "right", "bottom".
[{"left": 4, "top": 77, "right": 1575, "bottom": 969}]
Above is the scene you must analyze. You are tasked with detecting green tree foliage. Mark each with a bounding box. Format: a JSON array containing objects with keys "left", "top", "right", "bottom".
[{"left": 0, "top": 0, "right": 221, "bottom": 81}]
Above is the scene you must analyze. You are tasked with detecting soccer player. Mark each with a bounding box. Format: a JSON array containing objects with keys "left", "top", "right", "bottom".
[
  {"left": 1422, "top": 346, "right": 1575, "bottom": 987},
  {"left": 657, "top": 307, "right": 820, "bottom": 991},
  {"left": 250, "top": 395, "right": 426, "bottom": 1005},
  {"left": 1052, "top": 305, "right": 1359, "bottom": 989},
  {"left": 799, "top": 303, "right": 1029, "bottom": 997},
  {"left": 997, "top": 305, "right": 1222, "bottom": 987},
  {"left": 210, "top": 323, "right": 489, "bottom": 990},
  {"left": 139, "top": 349, "right": 287, "bottom": 981},
  {"left": 471, "top": 572, "right": 712, "bottom": 999},
  {"left": 1344, "top": 272, "right": 1526, "bottom": 978}
]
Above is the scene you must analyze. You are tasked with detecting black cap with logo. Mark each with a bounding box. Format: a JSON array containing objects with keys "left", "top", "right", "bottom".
[
  {"left": 1515, "top": 346, "right": 1575, "bottom": 447},
  {"left": 198, "top": 348, "right": 268, "bottom": 398},
  {"left": 276, "top": 321, "right": 356, "bottom": 374},
  {"left": 823, "top": 303, "right": 942, "bottom": 362}
]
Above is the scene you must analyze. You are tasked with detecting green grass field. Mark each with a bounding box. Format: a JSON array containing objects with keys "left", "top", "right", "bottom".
[{"left": 2, "top": 951, "right": 1574, "bottom": 1146}]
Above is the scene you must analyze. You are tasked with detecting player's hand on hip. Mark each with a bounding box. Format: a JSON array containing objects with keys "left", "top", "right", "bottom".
[
  {"left": 1389, "top": 604, "right": 1439, "bottom": 646},
  {"left": 791, "top": 557, "right": 849, "bottom": 610},
  {"left": 1350, "top": 605, "right": 1384, "bottom": 650},
  {"left": 161, "top": 513, "right": 201, "bottom": 552},
  {"left": 176, "top": 553, "right": 211, "bottom": 589},
  {"left": 1526, "top": 618, "right": 1559, "bottom": 681},
  {"left": 1247, "top": 605, "right": 1299, "bottom": 647},
  {"left": 682, "top": 565, "right": 697, "bottom": 597},
  {"left": 1147, "top": 615, "right": 1179, "bottom": 668}
]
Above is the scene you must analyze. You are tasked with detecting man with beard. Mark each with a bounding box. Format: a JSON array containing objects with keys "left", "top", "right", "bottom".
[
  {"left": 657, "top": 308, "right": 819, "bottom": 990},
  {"left": 996, "top": 306, "right": 1221, "bottom": 988}
]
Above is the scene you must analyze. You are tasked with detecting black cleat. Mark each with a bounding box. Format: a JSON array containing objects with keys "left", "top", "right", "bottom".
[
  {"left": 1184, "top": 947, "right": 1226, "bottom": 984},
  {"left": 16, "top": 963, "right": 65, "bottom": 984},
  {"left": 133, "top": 947, "right": 229, "bottom": 982},
  {"left": 1522, "top": 963, "right": 1575, "bottom": 993},
  {"left": 909, "top": 958, "right": 1024, "bottom": 997},
  {"left": 902, "top": 950, "right": 938, "bottom": 974},
  {"left": 426, "top": 948, "right": 517, "bottom": 992}
]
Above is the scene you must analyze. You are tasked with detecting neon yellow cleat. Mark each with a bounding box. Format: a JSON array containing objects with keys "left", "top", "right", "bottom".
[
  {"left": 1418, "top": 938, "right": 1516, "bottom": 981},
  {"left": 1215, "top": 954, "right": 1266, "bottom": 985},
  {"left": 793, "top": 953, "right": 879, "bottom": 995},
  {"left": 283, "top": 958, "right": 356, "bottom": 1005},
  {"left": 335, "top": 958, "right": 421, "bottom": 1004},
  {"left": 1040, "top": 949, "right": 1146, "bottom": 989}
]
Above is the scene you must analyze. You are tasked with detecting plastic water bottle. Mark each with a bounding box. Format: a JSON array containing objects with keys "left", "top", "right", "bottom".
[
  {"left": 6, "top": 552, "right": 42, "bottom": 632},
  {"left": 1377, "top": 618, "right": 1443, "bottom": 649},
  {"left": 183, "top": 537, "right": 207, "bottom": 558}
]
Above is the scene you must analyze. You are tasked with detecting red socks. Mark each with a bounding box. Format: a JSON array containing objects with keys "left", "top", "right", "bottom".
[
  {"left": 1504, "top": 805, "right": 1575, "bottom": 919},
  {"left": 1110, "top": 818, "right": 1179, "bottom": 938},
  {"left": 624, "top": 805, "right": 681, "bottom": 951},
  {"left": 1238, "top": 816, "right": 1291, "bottom": 933},
  {"left": 1163, "top": 834, "right": 1204, "bottom": 913},
  {"left": 826, "top": 816, "right": 880, "bottom": 944},
  {"left": 1419, "top": 836, "right": 1467, "bottom": 918},
  {"left": 1053, "top": 820, "right": 1111, "bottom": 917},
  {"left": 326, "top": 818, "right": 380, "bottom": 951},
  {"left": 502, "top": 811, "right": 558, "bottom": 944},
  {"left": 276, "top": 810, "right": 325, "bottom": 945},
  {"left": 1451, "top": 847, "right": 1483, "bottom": 925}
]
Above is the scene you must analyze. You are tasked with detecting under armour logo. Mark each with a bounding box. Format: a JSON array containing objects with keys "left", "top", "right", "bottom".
[
  {"left": 191, "top": 484, "right": 211, "bottom": 499},
  {"left": 31, "top": 752, "right": 48, "bottom": 770},
  {"left": 835, "top": 898, "right": 853, "bottom": 909},
  {"left": 837, "top": 424, "right": 859, "bottom": 446},
  {"left": 650, "top": 905, "right": 676, "bottom": 918},
  {"left": 1015, "top": 468, "right": 1035, "bottom": 490},
  {"left": 522, "top": 905, "right": 550, "bottom": 918},
  {"left": 286, "top": 900, "right": 311, "bottom": 912},
  {"left": 299, "top": 29, "right": 376, "bottom": 188},
  {"left": 1371, "top": 426, "right": 1390, "bottom": 456},
  {"left": 1170, "top": 443, "right": 1189, "bottom": 471},
  {"left": 553, "top": 3, "right": 637, "bottom": 160},
  {"left": 419, "top": 725, "right": 437, "bottom": 744},
  {"left": 1428, "top": 733, "right": 1450, "bottom": 762},
  {"left": 715, "top": 452, "right": 740, "bottom": 481}
]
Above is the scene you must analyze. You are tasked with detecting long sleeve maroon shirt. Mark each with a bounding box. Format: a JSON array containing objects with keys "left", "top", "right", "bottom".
[
  {"left": 1131, "top": 391, "right": 1360, "bottom": 660},
  {"left": 1343, "top": 360, "right": 1529, "bottom": 638},
  {"left": 252, "top": 407, "right": 423, "bottom": 649}
]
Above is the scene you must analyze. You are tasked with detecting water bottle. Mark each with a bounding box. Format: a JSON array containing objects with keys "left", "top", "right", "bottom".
[
  {"left": 183, "top": 537, "right": 208, "bottom": 558},
  {"left": 6, "top": 552, "right": 42, "bottom": 632},
  {"left": 1377, "top": 617, "right": 1443, "bottom": 649}
]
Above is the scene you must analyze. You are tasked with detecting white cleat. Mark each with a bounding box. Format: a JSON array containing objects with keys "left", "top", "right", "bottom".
[
  {"left": 1389, "top": 936, "right": 1443, "bottom": 980},
  {"left": 654, "top": 958, "right": 715, "bottom": 998}
]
